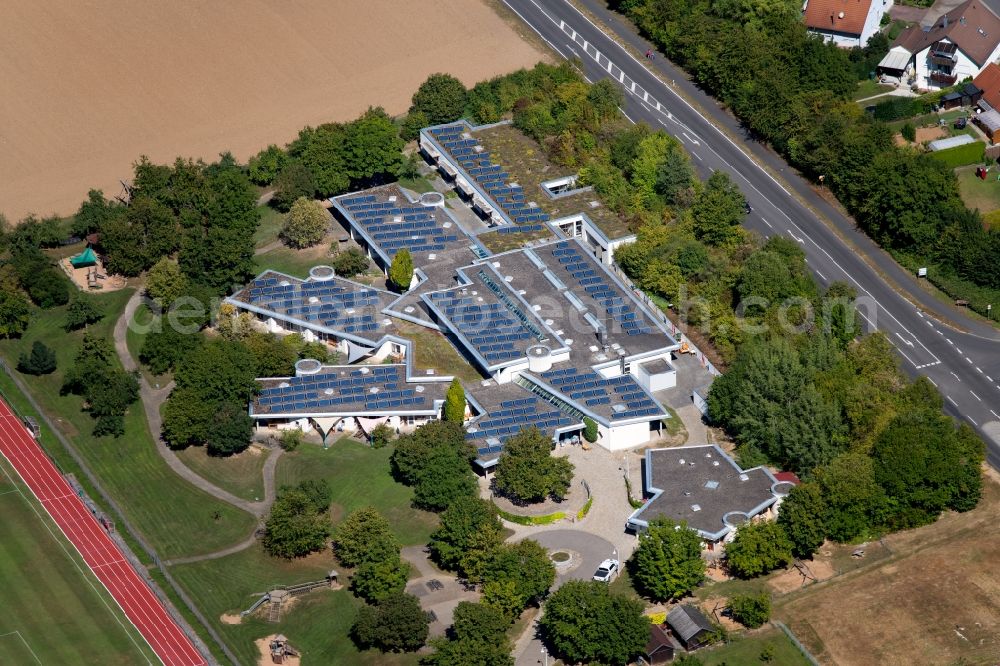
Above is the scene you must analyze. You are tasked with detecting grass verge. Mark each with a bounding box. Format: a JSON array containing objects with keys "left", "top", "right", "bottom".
[
  {"left": 174, "top": 446, "right": 267, "bottom": 502},
  {"left": 696, "top": 626, "right": 812, "bottom": 665}
]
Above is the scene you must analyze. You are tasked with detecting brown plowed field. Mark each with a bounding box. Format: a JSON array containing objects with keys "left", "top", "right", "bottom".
[{"left": 0, "top": 1, "right": 547, "bottom": 220}]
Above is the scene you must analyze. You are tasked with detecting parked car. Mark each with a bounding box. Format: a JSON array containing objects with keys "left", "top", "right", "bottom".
[
  {"left": 593, "top": 558, "right": 619, "bottom": 582},
  {"left": 955, "top": 116, "right": 968, "bottom": 129}
]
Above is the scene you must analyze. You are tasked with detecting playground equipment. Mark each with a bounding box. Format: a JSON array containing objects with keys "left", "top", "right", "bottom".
[
  {"left": 269, "top": 635, "right": 299, "bottom": 664},
  {"left": 241, "top": 572, "right": 339, "bottom": 623}
]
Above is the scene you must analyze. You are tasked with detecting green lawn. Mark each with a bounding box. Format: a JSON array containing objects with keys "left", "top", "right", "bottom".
[
  {"left": 254, "top": 241, "right": 333, "bottom": 279},
  {"left": 0, "top": 458, "right": 159, "bottom": 665},
  {"left": 253, "top": 205, "right": 286, "bottom": 249},
  {"left": 174, "top": 446, "right": 267, "bottom": 502},
  {"left": 853, "top": 79, "right": 894, "bottom": 100},
  {"left": 956, "top": 165, "right": 1000, "bottom": 214},
  {"left": 275, "top": 439, "right": 439, "bottom": 546},
  {"left": 170, "top": 544, "right": 416, "bottom": 666},
  {"left": 393, "top": 320, "right": 483, "bottom": 383},
  {"left": 0, "top": 290, "right": 256, "bottom": 560},
  {"left": 397, "top": 175, "right": 436, "bottom": 194},
  {"left": 696, "top": 626, "right": 812, "bottom": 666}
]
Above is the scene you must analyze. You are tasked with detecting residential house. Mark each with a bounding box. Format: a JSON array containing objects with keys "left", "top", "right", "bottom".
[
  {"left": 666, "top": 605, "right": 716, "bottom": 651},
  {"left": 972, "top": 61, "right": 1000, "bottom": 109},
  {"left": 891, "top": 0, "right": 1000, "bottom": 90},
  {"left": 804, "top": 0, "right": 894, "bottom": 47},
  {"left": 645, "top": 624, "right": 682, "bottom": 665}
]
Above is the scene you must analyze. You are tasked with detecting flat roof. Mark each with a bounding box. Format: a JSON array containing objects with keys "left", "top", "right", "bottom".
[
  {"left": 422, "top": 263, "right": 566, "bottom": 370},
  {"left": 465, "top": 381, "right": 579, "bottom": 467},
  {"left": 229, "top": 269, "right": 398, "bottom": 343},
  {"left": 252, "top": 364, "right": 446, "bottom": 418},
  {"left": 628, "top": 445, "right": 779, "bottom": 540},
  {"left": 485, "top": 239, "right": 675, "bottom": 361},
  {"left": 524, "top": 365, "right": 665, "bottom": 425}
]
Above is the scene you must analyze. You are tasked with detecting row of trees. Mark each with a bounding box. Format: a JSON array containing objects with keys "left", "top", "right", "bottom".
[
  {"left": 618, "top": 0, "right": 1000, "bottom": 313},
  {"left": 61, "top": 334, "right": 139, "bottom": 436}
]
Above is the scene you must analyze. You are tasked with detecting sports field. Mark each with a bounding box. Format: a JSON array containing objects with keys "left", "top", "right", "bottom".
[
  {"left": 0, "top": 0, "right": 548, "bottom": 221},
  {"left": 0, "top": 458, "right": 158, "bottom": 665}
]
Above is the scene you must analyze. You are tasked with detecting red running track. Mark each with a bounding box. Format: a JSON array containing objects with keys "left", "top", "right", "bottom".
[{"left": 0, "top": 398, "right": 206, "bottom": 666}]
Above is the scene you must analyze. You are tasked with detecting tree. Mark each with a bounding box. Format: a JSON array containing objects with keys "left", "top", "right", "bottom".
[
  {"left": 281, "top": 197, "right": 329, "bottom": 248},
  {"left": 422, "top": 602, "right": 514, "bottom": 666},
  {"left": 205, "top": 402, "right": 253, "bottom": 456},
  {"left": 17, "top": 341, "right": 56, "bottom": 375},
  {"left": 352, "top": 556, "right": 410, "bottom": 603},
  {"left": 725, "top": 521, "right": 794, "bottom": 578},
  {"left": 262, "top": 488, "right": 330, "bottom": 559},
  {"left": 72, "top": 189, "right": 123, "bottom": 237},
  {"left": 342, "top": 107, "right": 405, "bottom": 185},
  {"left": 271, "top": 160, "right": 316, "bottom": 212},
  {"left": 630, "top": 518, "right": 705, "bottom": 601},
  {"left": 429, "top": 496, "right": 504, "bottom": 576},
  {"left": 391, "top": 420, "right": 470, "bottom": 485},
  {"left": 351, "top": 592, "right": 429, "bottom": 653},
  {"left": 655, "top": 148, "right": 695, "bottom": 206},
  {"left": 333, "top": 506, "right": 401, "bottom": 568},
  {"left": 140, "top": 324, "right": 202, "bottom": 375},
  {"left": 145, "top": 258, "right": 187, "bottom": 305},
  {"left": 65, "top": 296, "right": 104, "bottom": 331},
  {"left": 691, "top": 171, "right": 745, "bottom": 246},
  {"left": 247, "top": 144, "right": 288, "bottom": 185},
  {"left": 0, "top": 290, "right": 31, "bottom": 338},
  {"left": 539, "top": 580, "right": 650, "bottom": 666},
  {"left": 582, "top": 416, "right": 598, "bottom": 443},
  {"left": 295, "top": 479, "right": 332, "bottom": 512},
  {"left": 332, "top": 248, "right": 369, "bottom": 277},
  {"left": 370, "top": 422, "right": 393, "bottom": 449},
  {"left": 443, "top": 378, "right": 465, "bottom": 423},
  {"left": 62, "top": 334, "right": 139, "bottom": 438},
  {"left": 728, "top": 592, "right": 771, "bottom": 629},
  {"left": 100, "top": 195, "right": 178, "bottom": 276},
  {"left": 777, "top": 482, "right": 827, "bottom": 559},
  {"left": 817, "top": 452, "right": 886, "bottom": 542},
  {"left": 401, "top": 110, "right": 429, "bottom": 143},
  {"left": 494, "top": 427, "right": 574, "bottom": 503},
  {"left": 900, "top": 122, "right": 916, "bottom": 143},
  {"left": 389, "top": 249, "right": 414, "bottom": 291},
  {"left": 480, "top": 539, "right": 555, "bottom": 615},
  {"left": 410, "top": 74, "right": 468, "bottom": 126},
  {"left": 413, "top": 446, "right": 478, "bottom": 511}
]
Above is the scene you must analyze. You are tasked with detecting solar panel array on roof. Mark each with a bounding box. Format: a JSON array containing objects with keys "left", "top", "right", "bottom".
[
  {"left": 429, "top": 125, "right": 551, "bottom": 227},
  {"left": 256, "top": 366, "right": 432, "bottom": 414},
  {"left": 245, "top": 276, "right": 383, "bottom": 334},
  {"left": 540, "top": 366, "right": 662, "bottom": 420},
  {"left": 339, "top": 192, "right": 460, "bottom": 256},
  {"left": 466, "top": 395, "right": 575, "bottom": 460},
  {"left": 428, "top": 272, "right": 547, "bottom": 366},
  {"left": 547, "top": 241, "right": 657, "bottom": 336}
]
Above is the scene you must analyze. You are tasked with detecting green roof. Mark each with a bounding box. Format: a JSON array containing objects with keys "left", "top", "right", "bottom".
[{"left": 70, "top": 247, "right": 98, "bottom": 268}]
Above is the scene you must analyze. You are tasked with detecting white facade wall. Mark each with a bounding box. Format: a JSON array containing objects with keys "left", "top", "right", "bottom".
[
  {"left": 915, "top": 40, "right": 1000, "bottom": 89},
  {"left": 603, "top": 421, "right": 652, "bottom": 451},
  {"left": 808, "top": 0, "right": 892, "bottom": 48}
]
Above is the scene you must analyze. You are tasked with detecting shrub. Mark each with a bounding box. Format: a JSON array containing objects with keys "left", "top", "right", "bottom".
[
  {"left": 281, "top": 197, "right": 329, "bottom": 248},
  {"left": 278, "top": 429, "right": 303, "bottom": 451},
  {"left": 389, "top": 249, "right": 414, "bottom": 291},
  {"left": 582, "top": 416, "right": 598, "bottom": 443},
  {"left": 928, "top": 141, "right": 985, "bottom": 169},
  {"left": 370, "top": 422, "right": 393, "bottom": 449},
  {"left": 351, "top": 592, "right": 429, "bottom": 653},
  {"left": 17, "top": 341, "right": 56, "bottom": 375},
  {"left": 332, "top": 248, "right": 369, "bottom": 277},
  {"left": 728, "top": 591, "right": 772, "bottom": 629},
  {"left": 900, "top": 122, "right": 916, "bottom": 143}
]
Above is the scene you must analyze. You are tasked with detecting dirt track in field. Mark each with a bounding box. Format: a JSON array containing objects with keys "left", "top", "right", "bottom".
[{"left": 0, "top": 0, "right": 547, "bottom": 221}]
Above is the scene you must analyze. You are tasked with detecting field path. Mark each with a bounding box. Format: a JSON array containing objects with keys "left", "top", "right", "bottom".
[{"left": 113, "top": 290, "right": 281, "bottom": 523}]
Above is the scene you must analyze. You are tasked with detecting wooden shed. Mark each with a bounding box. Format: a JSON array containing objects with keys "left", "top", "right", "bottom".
[{"left": 646, "top": 624, "right": 683, "bottom": 664}]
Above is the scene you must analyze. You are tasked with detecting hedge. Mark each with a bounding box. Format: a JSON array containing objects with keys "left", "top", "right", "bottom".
[
  {"left": 928, "top": 141, "right": 985, "bottom": 168},
  {"left": 495, "top": 505, "right": 565, "bottom": 525},
  {"left": 872, "top": 96, "right": 933, "bottom": 122},
  {"left": 576, "top": 496, "right": 594, "bottom": 521}
]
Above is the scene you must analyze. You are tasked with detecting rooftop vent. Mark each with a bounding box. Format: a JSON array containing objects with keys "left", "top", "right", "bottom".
[
  {"left": 613, "top": 404, "right": 627, "bottom": 413},
  {"left": 279, "top": 280, "right": 291, "bottom": 287},
  {"left": 370, "top": 387, "right": 379, "bottom": 394},
  {"left": 415, "top": 385, "right": 425, "bottom": 393},
  {"left": 705, "top": 480, "right": 719, "bottom": 489},
  {"left": 678, "top": 458, "right": 686, "bottom": 465},
  {"left": 739, "top": 473, "right": 750, "bottom": 481},
  {"left": 404, "top": 306, "right": 414, "bottom": 313},
  {"left": 324, "top": 388, "right": 334, "bottom": 395},
  {"left": 505, "top": 275, "right": 513, "bottom": 282},
  {"left": 393, "top": 216, "right": 402, "bottom": 223},
  {"left": 428, "top": 253, "right": 437, "bottom": 260},
  {"left": 360, "top": 367, "right": 371, "bottom": 375},
  {"left": 388, "top": 195, "right": 397, "bottom": 203},
  {"left": 308, "top": 296, "right": 319, "bottom": 304},
  {"left": 691, "top": 504, "right": 702, "bottom": 512},
  {"left": 705, "top": 452, "right": 712, "bottom": 458},
  {"left": 278, "top": 382, "right": 290, "bottom": 388},
  {"left": 425, "top": 369, "right": 435, "bottom": 375},
  {"left": 713, "top": 461, "right": 720, "bottom": 467},
  {"left": 683, "top": 490, "right": 692, "bottom": 496}
]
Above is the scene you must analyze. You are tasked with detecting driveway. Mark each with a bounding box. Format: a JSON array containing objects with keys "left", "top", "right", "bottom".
[{"left": 527, "top": 529, "right": 617, "bottom": 584}]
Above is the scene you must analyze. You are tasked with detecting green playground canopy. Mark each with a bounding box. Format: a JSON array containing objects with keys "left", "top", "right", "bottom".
[{"left": 70, "top": 247, "right": 98, "bottom": 268}]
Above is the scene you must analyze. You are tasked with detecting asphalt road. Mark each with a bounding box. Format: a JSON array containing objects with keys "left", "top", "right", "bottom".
[{"left": 503, "top": 0, "right": 1000, "bottom": 463}]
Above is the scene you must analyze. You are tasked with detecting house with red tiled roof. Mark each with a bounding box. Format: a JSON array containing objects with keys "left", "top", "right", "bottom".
[
  {"left": 973, "top": 61, "right": 1000, "bottom": 109},
  {"left": 890, "top": 0, "right": 1000, "bottom": 89},
  {"left": 804, "top": 0, "right": 893, "bottom": 48}
]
